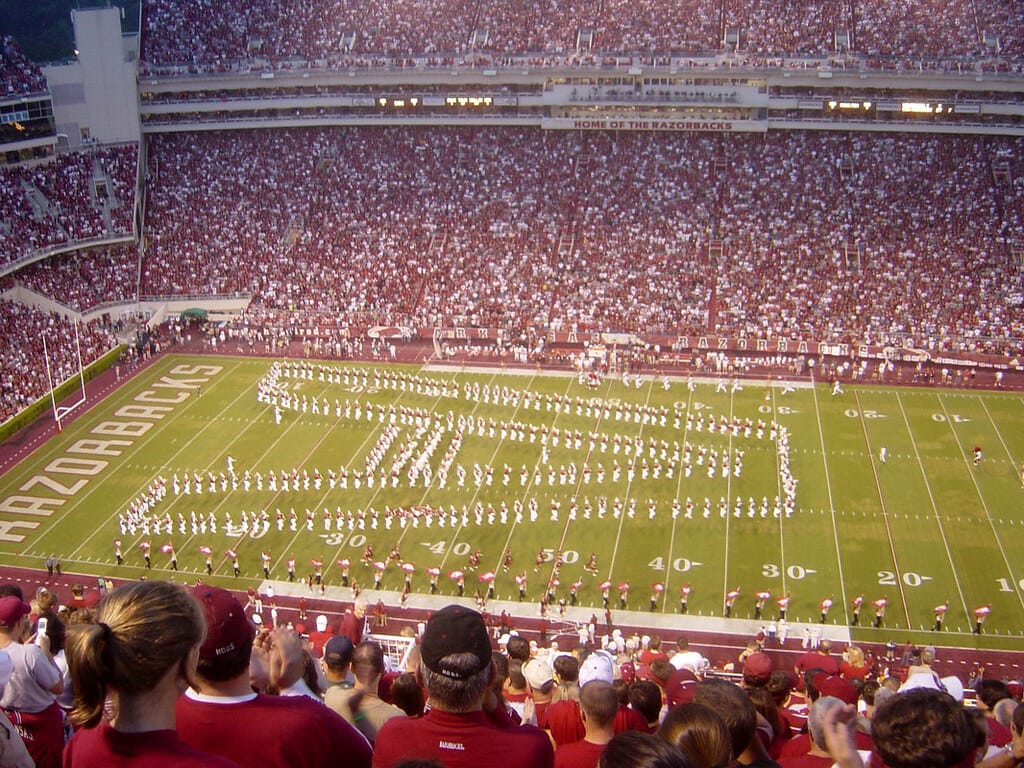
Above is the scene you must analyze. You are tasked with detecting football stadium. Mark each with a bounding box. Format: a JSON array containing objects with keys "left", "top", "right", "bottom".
[{"left": 1, "top": 2, "right": 1024, "bottom": 765}]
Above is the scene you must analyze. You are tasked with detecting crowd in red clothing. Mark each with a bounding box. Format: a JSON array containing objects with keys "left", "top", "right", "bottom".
[
  {"left": 138, "top": 127, "right": 1023, "bottom": 353},
  {"left": 0, "top": 145, "right": 138, "bottom": 268},
  {"left": 0, "top": 36, "right": 46, "bottom": 96},
  {"left": 138, "top": 0, "right": 1024, "bottom": 68},
  {"left": 7, "top": 246, "right": 139, "bottom": 312},
  {"left": 0, "top": 301, "right": 119, "bottom": 422},
  {"left": 2, "top": 577, "right": 1023, "bottom": 768}
]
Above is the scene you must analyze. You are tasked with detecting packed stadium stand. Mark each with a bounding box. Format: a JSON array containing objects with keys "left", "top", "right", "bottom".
[
  {"left": 137, "top": 0, "right": 1024, "bottom": 67},
  {"left": 0, "top": 36, "right": 47, "bottom": 96},
  {"left": 4, "top": 5, "right": 1024, "bottom": 767},
  {"left": 0, "top": 1, "right": 1023, "bottom": 418},
  {"left": 138, "top": 127, "right": 1023, "bottom": 350}
]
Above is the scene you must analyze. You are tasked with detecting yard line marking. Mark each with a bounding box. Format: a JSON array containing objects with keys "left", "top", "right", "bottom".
[
  {"left": 606, "top": 376, "right": 656, "bottom": 585},
  {"left": 979, "top": 397, "right": 1021, "bottom": 488},
  {"left": 809, "top": 370, "right": 849, "bottom": 626},
  {"left": 722, "top": 382, "right": 735, "bottom": 611},
  {"left": 937, "top": 393, "right": 1024, "bottom": 614},
  {"left": 661, "top": 385, "right": 695, "bottom": 611},
  {"left": 854, "top": 391, "right": 909, "bottom": 628},
  {"left": 893, "top": 391, "right": 967, "bottom": 624},
  {"left": 768, "top": 384, "right": 794, "bottom": 617}
]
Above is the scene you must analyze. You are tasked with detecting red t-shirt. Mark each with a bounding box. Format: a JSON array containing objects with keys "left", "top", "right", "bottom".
[
  {"left": 64, "top": 720, "right": 238, "bottom": 768},
  {"left": 778, "top": 754, "right": 834, "bottom": 768},
  {"left": 780, "top": 730, "right": 873, "bottom": 759},
  {"left": 795, "top": 652, "right": 840, "bottom": 677},
  {"left": 613, "top": 705, "right": 648, "bottom": 734},
  {"left": 373, "top": 708, "right": 554, "bottom": 768},
  {"left": 542, "top": 700, "right": 585, "bottom": 747},
  {"left": 176, "top": 691, "right": 372, "bottom": 768},
  {"left": 555, "top": 739, "right": 607, "bottom": 768},
  {"left": 987, "top": 716, "right": 1012, "bottom": 748}
]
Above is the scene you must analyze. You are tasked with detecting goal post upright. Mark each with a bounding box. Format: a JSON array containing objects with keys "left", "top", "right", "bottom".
[{"left": 42, "top": 320, "right": 89, "bottom": 432}]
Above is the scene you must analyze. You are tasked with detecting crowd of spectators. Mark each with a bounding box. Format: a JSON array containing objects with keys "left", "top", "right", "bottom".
[
  {"left": 0, "top": 300, "right": 120, "bottom": 422},
  {"left": 138, "top": 0, "right": 1024, "bottom": 68},
  {"left": 0, "top": 145, "right": 138, "bottom": 268},
  {"left": 3, "top": 580, "right": 1024, "bottom": 768},
  {"left": 0, "top": 36, "right": 46, "bottom": 97},
  {"left": 140, "top": 126, "right": 1024, "bottom": 353},
  {"left": 9, "top": 246, "right": 139, "bottom": 312}
]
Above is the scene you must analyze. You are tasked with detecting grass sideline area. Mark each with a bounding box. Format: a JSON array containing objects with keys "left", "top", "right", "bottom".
[{"left": 2, "top": 354, "right": 1023, "bottom": 650}]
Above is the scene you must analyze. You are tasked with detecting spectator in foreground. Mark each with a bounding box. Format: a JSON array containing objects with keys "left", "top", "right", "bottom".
[
  {"left": 372, "top": 604, "right": 553, "bottom": 768},
  {"left": 695, "top": 677, "right": 781, "bottom": 768},
  {"left": 176, "top": 585, "right": 372, "bottom": 768},
  {"left": 658, "top": 702, "right": 732, "bottom": 768},
  {"left": 0, "top": 648, "right": 35, "bottom": 768},
  {"left": 599, "top": 731, "right": 689, "bottom": 768},
  {"left": 335, "top": 641, "right": 405, "bottom": 743},
  {"left": 0, "top": 593, "right": 63, "bottom": 768},
  {"left": 62, "top": 580, "right": 236, "bottom": 767},
  {"left": 555, "top": 680, "right": 618, "bottom": 768}
]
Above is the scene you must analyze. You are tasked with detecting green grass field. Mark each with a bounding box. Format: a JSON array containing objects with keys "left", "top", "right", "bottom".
[{"left": 3, "top": 354, "right": 1024, "bottom": 649}]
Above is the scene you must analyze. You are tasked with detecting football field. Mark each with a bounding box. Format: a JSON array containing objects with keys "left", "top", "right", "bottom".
[{"left": 2, "top": 354, "right": 1023, "bottom": 650}]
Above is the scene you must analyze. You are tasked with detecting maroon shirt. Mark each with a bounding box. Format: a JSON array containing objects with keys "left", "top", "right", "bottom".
[
  {"left": 176, "top": 691, "right": 372, "bottom": 768},
  {"left": 64, "top": 720, "right": 238, "bottom": 768},
  {"left": 373, "top": 708, "right": 553, "bottom": 768},
  {"left": 555, "top": 739, "right": 607, "bottom": 768}
]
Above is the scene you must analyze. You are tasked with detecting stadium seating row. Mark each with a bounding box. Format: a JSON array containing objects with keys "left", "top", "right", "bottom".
[
  {"left": 0, "top": 145, "right": 138, "bottom": 268},
  {"left": 134, "top": 127, "right": 1023, "bottom": 353},
  {"left": 138, "top": 0, "right": 1024, "bottom": 68}
]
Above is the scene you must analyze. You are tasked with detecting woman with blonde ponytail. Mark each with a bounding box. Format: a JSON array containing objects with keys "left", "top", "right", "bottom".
[{"left": 63, "top": 580, "right": 237, "bottom": 767}]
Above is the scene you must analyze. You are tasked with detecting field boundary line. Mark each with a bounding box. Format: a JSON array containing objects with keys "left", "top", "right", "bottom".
[{"left": 937, "top": 393, "right": 1024, "bottom": 614}]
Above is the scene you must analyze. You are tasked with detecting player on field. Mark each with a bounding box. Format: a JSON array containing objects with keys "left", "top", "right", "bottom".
[
  {"left": 973, "top": 605, "right": 991, "bottom": 634},
  {"left": 933, "top": 601, "right": 948, "bottom": 631}
]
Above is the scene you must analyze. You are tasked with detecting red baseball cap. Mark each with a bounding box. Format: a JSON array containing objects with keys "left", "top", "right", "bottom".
[
  {"left": 191, "top": 586, "right": 256, "bottom": 660},
  {"left": 0, "top": 597, "right": 30, "bottom": 628}
]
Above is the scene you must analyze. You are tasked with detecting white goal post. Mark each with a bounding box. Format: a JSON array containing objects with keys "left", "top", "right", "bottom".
[{"left": 42, "top": 321, "right": 88, "bottom": 432}]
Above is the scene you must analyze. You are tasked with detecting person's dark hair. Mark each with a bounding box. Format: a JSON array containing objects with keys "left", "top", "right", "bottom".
[
  {"left": 301, "top": 651, "right": 321, "bottom": 696},
  {"left": 650, "top": 658, "right": 673, "bottom": 685},
  {"left": 658, "top": 702, "right": 732, "bottom": 768},
  {"left": 390, "top": 672, "right": 425, "bottom": 717},
  {"left": 420, "top": 651, "right": 492, "bottom": 712},
  {"left": 630, "top": 680, "right": 663, "bottom": 725},
  {"left": 554, "top": 654, "right": 580, "bottom": 683},
  {"left": 196, "top": 630, "right": 253, "bottom": 682},
  {"left": 505, "top": 635, "right": 530, "bottom": 662},
  {"left": 614, "top": 678, "right": 631, "bottom": 705},
  {"left": 507, "top": 659, "right": 527, "bottom": 690},
  {"left": 872, "top": 688, "right": 975, "bottom": 768},
  {"left": 649, "top": 636, "right": 662, "bottom": 652},
  {"left": 860, "top": 679, "right": 880, "bottom": 707},
  {"left": 0, "top": 584, "right": 24, "bottom": 600},
  {"left": 600, "top": 731, "right": 692, "bottom": 768},
  {"left": 65, "top": 580, "right": 204, "bottom": 728},
  {"left": 975, "top": 679, "right": 1011, "bottom": 710},
  {"left": 767, "top": 670, "right": 794, "bottom": 705},
  {"left": 353, "top": 641, "right": 386, "bottom": 685},
  {"left": 746, "top": 686, "right": 782, "bottom": 744},
  {"left": 676, "top": 636, "right": 690, "bottom": 651},
  {"left": 582, "top": 681, "right": 620, "bottom": 729},
  {"left": 693, "top": 678, "right": 757, "bottom": 758}
]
